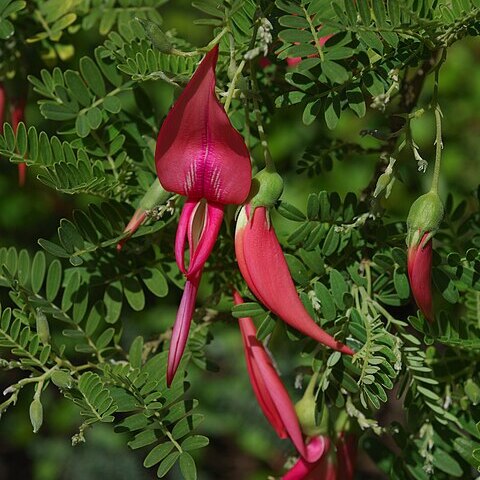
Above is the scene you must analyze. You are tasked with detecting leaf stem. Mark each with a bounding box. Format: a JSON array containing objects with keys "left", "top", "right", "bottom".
[{"left": 430, "top": 49, "right": 447, "bottom": 194}]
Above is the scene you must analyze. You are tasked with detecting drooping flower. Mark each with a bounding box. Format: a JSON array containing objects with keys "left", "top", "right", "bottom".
[
  {"left": 406, "top": 191, "right": 444, "bottom": 322},
  {"left": 233, "top": 291, "right": 325, "bottom": 463},
  {"left": 11, "top": 98, "right": 27, "bottom": 186},
  {"left": 117, "top": 179, "right": 171, "bottom": 251},
  {"left": 155, "top": 44, "right": 252, "bottom": 278},
  {"left": 235, "top": 204, "right": 353, "bottom": 355},
  {"left": 155, "top": 45, "right": 252, "bottom": 385}
]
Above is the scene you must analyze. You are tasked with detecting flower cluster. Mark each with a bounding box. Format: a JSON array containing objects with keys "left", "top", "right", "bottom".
[{"left": 120, "top": 44, "right": 356, "bottom": 475}]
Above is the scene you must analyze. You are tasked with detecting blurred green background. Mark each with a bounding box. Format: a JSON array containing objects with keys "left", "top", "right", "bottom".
[{"left": 1, "top": 3, "right": 479, "bottom": 479}]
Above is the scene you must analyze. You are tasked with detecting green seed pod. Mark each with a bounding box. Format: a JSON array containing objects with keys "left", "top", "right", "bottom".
[
  {"left": 35, "top": 309, "right": 50, "bottom": 344},
  {"left": 406, "top": 191, "right": 444, "bottom": 247},
  {"left": 29, "top": 398, "right": 43, "bottom": 433},
  {"left": 51, "top": 370, "right": 73, "bottom": 389},
  {"left": 248, "top": 168, "right": 284, "bottom": 209}
]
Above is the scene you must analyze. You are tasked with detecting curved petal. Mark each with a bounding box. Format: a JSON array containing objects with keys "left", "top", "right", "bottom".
[
  {"left": 167, "top": 271, "right": 202, "bottom": 386},
  {"left": 236, "top": 205, "right": 353, "bottom": 355},
  {"left": 408, "top": 232, "right": 433, "bottom": 322},
  {"left": 235, "top": 291, "right": 287, "bottom": 438},
  {"left": 155, "top": 45, "right": 251, "bottom": 205},
  {"left": 187, "top": 202, "right": 224, "bottom": 277},
  {"left": 117, "top": 210, "right": 147, "bottom": 252},
  {"left": 175, "top": 200, "right": 198, "bottom": 275},
  {"left": 282, "top": 436, "right": 330, "bottom": 480}
]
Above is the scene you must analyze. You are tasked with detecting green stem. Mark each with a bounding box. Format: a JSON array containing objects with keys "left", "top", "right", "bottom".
[
  {"left": 224, "top": 59, "right": 245, "bottom": 113},
  {"left": 430, "top": 49, "right": 447, "bottom": 194}
]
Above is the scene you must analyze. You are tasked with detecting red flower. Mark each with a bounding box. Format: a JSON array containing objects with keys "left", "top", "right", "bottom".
[
  {"left": 156, "top": 45, "right": 252, "bottom": 278},
  {"left": 235, "top": 204, "right": 353, "bottom": 355},
  {"left": 234, "top": 291, "right": 325, "bottom": 462},
  {"left": 283, "top": 433, "right": 357, "bottom": 480},
  {"left": 155, "top": 45, "right": 252, "bottom": 385},
  {"left": 407, "top": 232, "right": 433, "bottom": 322}
]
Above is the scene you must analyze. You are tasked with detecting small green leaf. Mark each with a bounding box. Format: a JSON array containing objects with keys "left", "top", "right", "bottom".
[{"left": 179, "top": 452, "right": 197, "bottom": 480}]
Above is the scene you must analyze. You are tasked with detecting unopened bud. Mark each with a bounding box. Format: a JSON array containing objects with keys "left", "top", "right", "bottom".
[
  {"left": 51, "top": 370, "right": 73, "bottom": 389},
  {"left": 29, "top": 398, "right": 43, "bottom": 433},
  {"left": 406, "top": 191, "right": 444, "bottom": 247},
  {"left": 294, "top": 372, "right": 324, "bottom": 437},
  {"left": 248, "top": 168, "right": 284, "bottom": 209}
]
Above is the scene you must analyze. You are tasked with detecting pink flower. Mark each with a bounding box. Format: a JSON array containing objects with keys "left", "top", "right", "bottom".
[
  {"left": 235, "top": 204, "right": 353, "bottom": 355},
  {"left": 234, "top": 291, "right": 325, "bottom": 463},
  {"left": 283, "top": 433, "right": 357, "bottom": 480},
  {"left": 286, "top": 34, "right": 333, "bottom": 67},
  {"left": 155, "top": 45, "right": 252, "bottom": 278},
  {"left": 407, "top": 232, "right": 433, "bottom": 322},
  {"left": 156, "top": 45, "right": 252, "bottom": 384}
]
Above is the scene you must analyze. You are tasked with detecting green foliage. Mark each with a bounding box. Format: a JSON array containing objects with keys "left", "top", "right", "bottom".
[{"left": 1, "top": 1, "right": 480, "bottom": 479}]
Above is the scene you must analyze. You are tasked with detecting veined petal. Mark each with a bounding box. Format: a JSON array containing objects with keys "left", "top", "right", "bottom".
[
  {"left": 235, "top": 205, "right": 353, "bottom": 355},
  {"left": 155, "top": 45, "right": 251, "bottom": 205},
  {"left": 282, "top": 436, "right": 330, "bottom": 480},
  {"left": 167, "top": 271, "right": 202, "bottom": 386},
  {"left": 408, "top": 232, "right": 433, "bottom": 322}
]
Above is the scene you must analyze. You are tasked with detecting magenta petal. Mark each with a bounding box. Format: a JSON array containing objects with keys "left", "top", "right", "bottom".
[
  {"left": 282, "top": 437, "right": 330, "bottom": 480},
  {"left": 235, "top": 291, "right": 288, "bottom": 438},
  {"left": 186, "top": 202, "right": 224, "bottom": 277},
  {"left": 235, "top": 205, "right": 353, "bottom": 355},
  {"left": 251, "top": 344, "right": 321, "bottom": 462},
  {"left": 167, "top": 271, "right": 202, "bottom": 386},
  {"left": 155, "top": 45, "right": 251, "bottom": 205},
  {"left": 175, "top": 200, "right": 198, "bottom": 275},
  {"left": 408, "top": 232, "right": 433, "bottom": 322},
  {"left": 117, "top": 210, "right": 147, "bottom": 252}
]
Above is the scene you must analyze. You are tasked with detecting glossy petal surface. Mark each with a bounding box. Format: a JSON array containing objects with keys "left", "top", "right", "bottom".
[
  {"left": 155, "top": 45, "right": 251, "bottom": 205},
  {"left": 282, "top": 436, "right": 330, "bottom": 480},
  {"left": 235, "top": 205, "right": 353, "bottom": 355},
  {"left": 234, "top": 292, "right": 323, "bottom": 462},
  {"left": 167, "top": 271, "right": 202, "bottom": 386},
  {"left": 408, "top": 232, "right": 433, "bottom": 322}
]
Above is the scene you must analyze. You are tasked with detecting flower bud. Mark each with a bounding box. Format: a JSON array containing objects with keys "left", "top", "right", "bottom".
[
  {"left": 406, "top": 191, "right": 444, "bottom": 247},
  {"left": 248, "top": 168, "right": 284, "bottom": 209},
  {"left": 35, "top": 309, "right": 50, "bottom": 344},
  {"left": 51, "top": 370, "right": 73, "bottom": 389},
  {"left": 29, "top": 398, "right": 43, "bottom": 433},
  {"left": 294, "top": 373, "right": 325, "bottom": 437}
]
